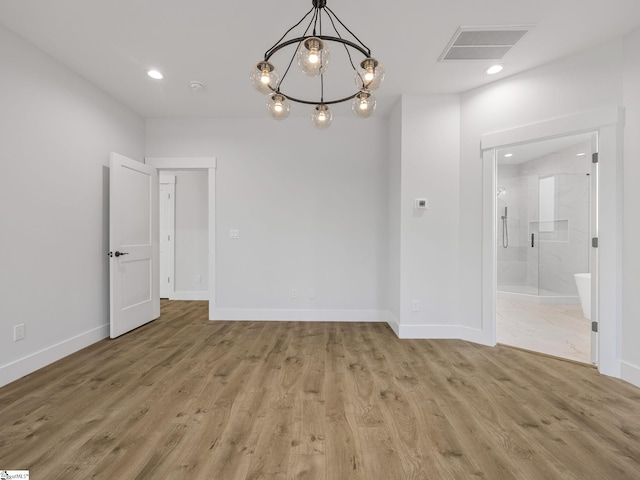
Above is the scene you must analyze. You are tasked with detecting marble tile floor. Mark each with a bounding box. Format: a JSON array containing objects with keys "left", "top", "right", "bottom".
[{"left": 496, "top": 298, "right": 591, "bottom": 364}]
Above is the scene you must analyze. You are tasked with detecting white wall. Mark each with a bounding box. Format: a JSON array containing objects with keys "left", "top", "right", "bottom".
[
  {"left": 622, "top": 27, "right": 640, "bottom": 385},
  {"left": 173, "top": 171, "right": 208, "bottom": 297},
  {"left": 460, "top": 40, "right": 623, "bottom": 333},
  {"left": 387, "top": 99, "right": 402, "bottom": 331},
  {"left": 395, "top": 95, "right": 461, "bottom": 338},
  {"left": 146, "top": 117, "right": 388, "bottom": 321},
  {"left": 0, "top": 25, "right": 144, "bottom": 387}
]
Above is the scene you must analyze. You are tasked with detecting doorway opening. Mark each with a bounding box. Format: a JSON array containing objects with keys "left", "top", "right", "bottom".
[
  {"left": 146, "top": 157, "right": 216, "bottom": 320},
  {"left": 481, "top": 106, "right": 624, "bottom": 377},
  {"left": 495, "top": 132, "right": 597, "bottom": 363},
  {"left": 158, "top": 171, "right": 209, "bottom": 301},
  {"left": 159, "top": 175, "right": 175, "bottom": 299}
]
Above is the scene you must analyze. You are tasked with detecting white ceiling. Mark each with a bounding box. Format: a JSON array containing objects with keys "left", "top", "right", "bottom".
[{"left": 1, "top": 0, "right": 639, "bottom": 119}]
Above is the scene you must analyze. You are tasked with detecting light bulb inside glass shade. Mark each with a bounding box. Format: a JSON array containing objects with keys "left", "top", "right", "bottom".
[
  {"left": 308, "top": 47, "right": 320, "bottom": 64},
  {"left": 250, "top": 61, "right": 279, "bottom": 94},
  {"left": 311, "top": 104, "right": 333, "bottom": 129},
  {"left": 266, "top": 93, "right": 290, "bottom": 120},
  {"left": 352, "top": 91, "right": 376, "bottom": 118},
  {"left": 297, "top": 37, "right": 330, "bottom": 77},
  {"left": 355, "top": 58, "right": 384, "bottom": 91},
  {"left": 364, "top": 67, "right": 375, "bottom": 83}
]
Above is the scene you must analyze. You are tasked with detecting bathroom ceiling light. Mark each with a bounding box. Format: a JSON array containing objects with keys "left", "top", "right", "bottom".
[
  {"left": 504, "top": 153, "right": 513, "bottom": 157},
  {"left": 250, "top": 0, "right": 384, "bottom": 129},
  {"left": 486, "top": 64, "right": 503, "bottom": 75},
  {"left": 576, "top": 152, "right": 586, "bottom": 157},
  {"left": 147, "top": 70, "right": 163, "bottom": 80}
]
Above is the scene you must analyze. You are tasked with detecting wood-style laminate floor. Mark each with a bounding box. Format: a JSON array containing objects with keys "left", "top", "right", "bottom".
[{"left": 1, "top": 301, "right": 639, "bottom": 479}]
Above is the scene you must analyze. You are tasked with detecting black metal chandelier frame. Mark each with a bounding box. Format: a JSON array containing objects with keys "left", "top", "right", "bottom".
[{"left": 260, "top": 0, "right": 376, "bottom": 106}]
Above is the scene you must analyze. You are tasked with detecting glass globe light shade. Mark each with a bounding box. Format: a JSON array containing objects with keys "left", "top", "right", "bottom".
[
  {"left": 250, "top": 61, "right": 279, "bottom": 94},
  {"left": 266, "top": 93, "right": 291, "bottom": 120},
  {"left": 297, "top": 37, "right": 330, "bottom": 77},
  {"left": 311, "top": 104, "right": 333, "bottom": 129},
  {"left": 354, "top": 58, "right": 385, "bottom": 91},
  {"left": 351, "top": 91, "right": 376, "bottom": 118}
]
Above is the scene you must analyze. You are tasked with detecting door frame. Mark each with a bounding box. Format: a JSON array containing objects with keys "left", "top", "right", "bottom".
[
  {"left": 480, "top": 106, "right": 624, "bottom": 377},
  {"left": 146, "top": 157, "right": 217, "bottom": 321}
]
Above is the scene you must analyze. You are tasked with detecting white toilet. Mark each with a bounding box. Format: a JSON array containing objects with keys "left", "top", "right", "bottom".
[{"left": 574, "top": 273, "right": 591, "bottom": 319}]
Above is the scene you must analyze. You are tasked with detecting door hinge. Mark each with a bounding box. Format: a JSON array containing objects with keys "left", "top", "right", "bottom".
[
  {"left": 592, "top": 321, "right": 598, "bottom": 333},
  {"left": 592, "top": 152, "right": 599, "bottom": 163},
  {"left": 592, "top": 237, "right": 599, "bottom": 248}
]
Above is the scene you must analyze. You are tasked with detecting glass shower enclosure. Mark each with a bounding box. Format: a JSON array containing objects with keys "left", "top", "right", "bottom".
[{"left": 496, "top": 133, "right": 593, "bottom": 299}]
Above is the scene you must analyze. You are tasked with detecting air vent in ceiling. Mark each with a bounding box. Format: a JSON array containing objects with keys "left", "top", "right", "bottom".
[{"left": 439, "top": 26, "right": 531, "bottom": 61}]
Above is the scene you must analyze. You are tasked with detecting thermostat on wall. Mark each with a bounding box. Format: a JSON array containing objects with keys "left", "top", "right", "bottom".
[{"left": 414, "top": 198, "right": 428, "bottom": 209}]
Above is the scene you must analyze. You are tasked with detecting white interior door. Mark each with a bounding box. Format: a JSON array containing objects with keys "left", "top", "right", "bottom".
[{"left": 110, "top": 153, "right": 160, "bottom": 338}]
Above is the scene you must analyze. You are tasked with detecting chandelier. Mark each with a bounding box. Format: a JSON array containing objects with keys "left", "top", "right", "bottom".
[{"left": 250, "top": 0, "right": 384, "bottom": 129}]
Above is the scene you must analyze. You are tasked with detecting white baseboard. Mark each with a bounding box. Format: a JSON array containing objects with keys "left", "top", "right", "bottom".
[
  {"left": 170, "top": 291, "right": 209, "bottom": 301},
  {"left": 394, "top": 323, "right": 494, "bottom": 345},
  {"left": 0, "top": 324, "right": 109, "bottom": 388},
  {"left": 386, "top": 311, "right": 400, "bottom": 337},
  {"left": 459, "top": 326, "right": 496, "bottom": 346},
  {"left": 621, "top": 361, "right": 640, "bottom": 388},
  {"left": 214, "top": 308, "right": 387, "bottom": 322}
]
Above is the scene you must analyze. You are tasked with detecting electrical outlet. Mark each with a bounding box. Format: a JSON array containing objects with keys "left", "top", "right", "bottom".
[
  {"left": 412, "top": 300, "right": 420, "bottom": 312},
  {"left": 196, "top": 275, "right": 201, "bottom": 284},
  {"left": 229, "top": 229, "right": 240, "bottom": 239},
  {"left": 309, "top": 288, "right": 317, "bottom": 299},
  {"left": 14, "top": 324, "right": 25, "bottom": 341},
  {"left": 291, "top": 288, "right": 298, "bottom": 299}
]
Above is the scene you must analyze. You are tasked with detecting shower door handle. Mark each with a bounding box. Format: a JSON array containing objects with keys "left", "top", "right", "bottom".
[{"left": 531, "top": 233, "right": 535, "bottom": 248}]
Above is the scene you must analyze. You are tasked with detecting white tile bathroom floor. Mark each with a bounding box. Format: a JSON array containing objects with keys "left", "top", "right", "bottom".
[{"left": 496, "top": 299, "right": 591, "bottom": 364}]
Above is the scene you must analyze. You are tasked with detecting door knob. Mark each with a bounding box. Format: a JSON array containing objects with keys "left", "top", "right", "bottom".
[{"left": 114, "top": 251, "right": 129, "bottom": 257}]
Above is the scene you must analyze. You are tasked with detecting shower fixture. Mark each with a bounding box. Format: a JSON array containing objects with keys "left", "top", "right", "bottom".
[
  {"left": 498, "top": 187, "right": 507, "bottom": 248},
  {"left": 501, "top": 206, "right": 508, "bottom": 248}
]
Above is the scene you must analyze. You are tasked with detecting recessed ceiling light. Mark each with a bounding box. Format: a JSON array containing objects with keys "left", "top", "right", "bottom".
[
  {"left": 147, "top": 70, "right": 163, "bottom": 80},
  {"left": 504, "top": 153, "right": 513, "bottom": 158},
  {"left": 576, "top": 152, "right": 586, "bottom": 157},
  {"left": 486, "top": 64, "right": 503, "bottom": 75}
]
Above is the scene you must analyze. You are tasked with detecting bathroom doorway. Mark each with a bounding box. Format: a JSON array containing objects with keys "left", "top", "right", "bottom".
[{"left": 495, "top": 132, "right": 597, "bottom": 363}]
